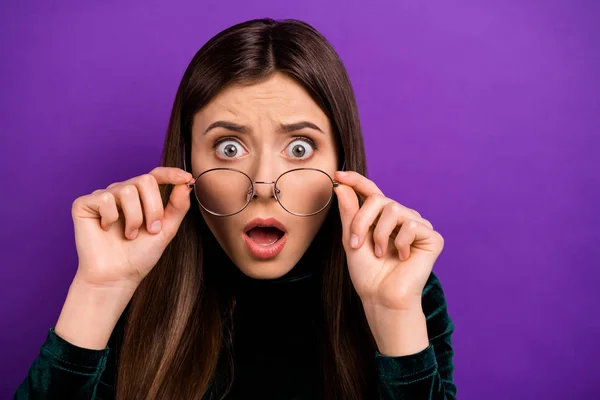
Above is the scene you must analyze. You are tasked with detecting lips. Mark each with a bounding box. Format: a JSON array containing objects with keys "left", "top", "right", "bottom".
[{"left": 242, "top": 217, "right": 288, "bottom": 259}]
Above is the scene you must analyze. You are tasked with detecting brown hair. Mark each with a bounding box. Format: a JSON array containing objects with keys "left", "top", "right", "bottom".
[{"left": 116, "top": 18, "right": 377, "bottom": 399}]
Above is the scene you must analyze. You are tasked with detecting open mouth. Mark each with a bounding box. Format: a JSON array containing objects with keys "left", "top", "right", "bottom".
[
  {"left": 242, "top": 217, "right": 288, "bottom": 259},
  {"left": 245, "top": 226, "right": 285, "bottom": 246}
]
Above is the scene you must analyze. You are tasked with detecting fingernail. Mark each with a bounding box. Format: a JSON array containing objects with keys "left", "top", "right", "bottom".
[
  {"left": 151, "top": 220, "right": 162, "bottom": 233},
  {"left": 375, "top": 244, "right": 382, "bottom": 257},
  {"left": 337, "top": 171, "right": 347, "bottom": 177},
  {"left": 179, "top": 172, "right": 193, "bottom": 181},
  {"left": 130, "top": 229, "right": 139, "bottom": 239},
  {"left": 350, "top": 234, "right": 359, "bottom": 248}
]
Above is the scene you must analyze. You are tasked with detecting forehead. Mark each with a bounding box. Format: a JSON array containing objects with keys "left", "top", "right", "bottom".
[{"left": 193, "top": 73, "right": 331, "bottom": 130}]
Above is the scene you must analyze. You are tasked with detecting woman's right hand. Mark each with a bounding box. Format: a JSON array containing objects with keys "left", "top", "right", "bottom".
[{"left": 71, "top": 167, "right": 195, "bottom": 289}]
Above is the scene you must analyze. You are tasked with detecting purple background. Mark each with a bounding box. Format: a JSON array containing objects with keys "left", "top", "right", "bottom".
[{"left": 1, "top": 1, "right": 598, "bottom": 398}]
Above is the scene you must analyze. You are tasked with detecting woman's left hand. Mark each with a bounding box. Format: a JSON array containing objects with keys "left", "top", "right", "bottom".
[
  {"left": 333, "top": 171, "right": 445, "bottom": 355},
  {"left": 333, "top": 171, "right": 444, "bottom": 312}
]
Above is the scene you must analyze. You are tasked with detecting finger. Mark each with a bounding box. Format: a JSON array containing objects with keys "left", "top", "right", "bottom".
[
  {"left": 349, "top": 193, "right": 391, "bottom": 249},
  {"left": 130, "top": 174, "right": 164, "bottom": 235},
  {"left": 333, "top": 183, "right": 360, "bottom": 246},
  {"left": 104, "top": 167, "right": 194, "bottom": 236},
  {"left": 421, "top": 217, "right": 433, "bottom": 230},
  {"left": 110, "top": 184, "right": 144, "bottom": 240},
  {"left": 73, "top": 192, "right": 120, "bottom": 231},
  {"left": 333, "top": 171, "right": 384, "bottom": 199},
  {"left": 393, "top": 220, "right": 433, "bottom": 261},
  {"left": 106, "top": 167, "right": 193, "bottom": 191},
  {"left": 106, "top": 182, "right": 122, "bottom": 190},
  {"left": 372, "top": 202, "right": 406, "bottom": 257},
  {"left": 333, "top": 171, "right": 434, "bottom": 230},
  {"left": 96, "top": 192, "right": 120, "bottom": 231},
  {"left": 374, "top": 203, "right": 433, "bottom": 252},
  {"left": 150, "top": 168, "right": 195, "bottom": 237},
  {"left": 406, "top": 208, "right": 433, "bottom": 229},
  {"left": 149, "top": 167, "right": 194, "bottom": 186},
  {"left": 408, "top": 208, "right": 422, "bottom": 218},
  {"left": 162, "top": 183, "right": 194, "bottom": 240}
]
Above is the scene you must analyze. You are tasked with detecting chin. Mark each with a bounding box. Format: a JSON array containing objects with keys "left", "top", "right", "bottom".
[
  {"left": 234, "top": 261, "right": 295, "bottom": 280},
  {"left": 228, "top": 243, "right": 303, "bottom": 280}
]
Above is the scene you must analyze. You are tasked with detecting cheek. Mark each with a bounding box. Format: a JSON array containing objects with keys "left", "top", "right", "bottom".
[
  {"left": 201, "top": 211, "right": 239, "bottom": 249},
  {"left": 190, "top": 140, "right": 216, "bottom": 175},
  {"left": 294, "top": 208, "right": 330, "bottom": 245}
]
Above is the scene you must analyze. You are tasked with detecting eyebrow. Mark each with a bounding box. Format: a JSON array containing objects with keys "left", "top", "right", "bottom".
[{"left": 203, "top": 120, "right": 324, "bottom": 135}]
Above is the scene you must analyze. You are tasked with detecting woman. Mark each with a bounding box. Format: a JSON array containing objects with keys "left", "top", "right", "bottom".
[{"left": 15, "top": 18, "right": 456, "bottom": 399}]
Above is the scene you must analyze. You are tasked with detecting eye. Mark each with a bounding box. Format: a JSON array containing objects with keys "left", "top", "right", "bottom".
[
  {"left": 284, "top": 138, "right": 316, "bottom": 160},
  {"left": 214, "top": 138, "right": 247, "bottom": 159}
]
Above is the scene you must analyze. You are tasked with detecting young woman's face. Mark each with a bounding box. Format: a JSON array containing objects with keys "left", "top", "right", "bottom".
[{"left": 191, "top": 73, "right": 339, "bottom": 279}]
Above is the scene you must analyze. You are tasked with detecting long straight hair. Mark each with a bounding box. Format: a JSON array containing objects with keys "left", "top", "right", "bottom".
[{"left": 116, "top": 18, "right": 377, "bottom": 400}]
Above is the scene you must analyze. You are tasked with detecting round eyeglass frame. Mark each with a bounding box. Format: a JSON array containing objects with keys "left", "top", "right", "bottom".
[{"left": 186, "top": 167, "right": 340, "bottom": 217}]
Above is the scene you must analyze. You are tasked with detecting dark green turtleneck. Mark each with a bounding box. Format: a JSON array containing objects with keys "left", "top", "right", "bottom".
[
  {"left": 219, "top": 259, "right": 324, "bottom": 399},
  {"left": 14, "top": 255, "right": 456, "bottom": 399}
]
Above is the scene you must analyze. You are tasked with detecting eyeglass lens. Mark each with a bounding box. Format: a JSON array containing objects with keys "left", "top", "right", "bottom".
[{"left": 193, "top": 169, "right": 334, "bottom": 216}]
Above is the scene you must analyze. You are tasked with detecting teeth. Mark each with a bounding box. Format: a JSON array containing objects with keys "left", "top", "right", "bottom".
[{"left": 259, "top": 239, "right": 279, "bottom": 247}]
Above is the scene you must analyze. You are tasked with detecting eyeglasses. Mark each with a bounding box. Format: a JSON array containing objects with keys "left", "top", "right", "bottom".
[{"left": 186, "top": 167, "right": 339, "bottom": 217}]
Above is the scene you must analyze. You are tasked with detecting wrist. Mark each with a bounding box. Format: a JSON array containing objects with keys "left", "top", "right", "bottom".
[
  {"left": 72, "top": 270, "right": 141, "bottom": 292},
  {"left": 55, "top": 276, "right": 137, "bottom": 350},
  {"left": 362, "top": 302, "right": 429, "bottom": 357}
]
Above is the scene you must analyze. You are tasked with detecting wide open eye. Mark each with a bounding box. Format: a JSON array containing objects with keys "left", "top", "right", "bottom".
[
  {"left": 284, "top": 138, "right": 316, "bottom": 160},
  {"left": 214, "top": 139, "right": 247, "bottom": 159}
]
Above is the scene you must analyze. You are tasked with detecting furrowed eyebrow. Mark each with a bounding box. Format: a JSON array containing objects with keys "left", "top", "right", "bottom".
[
  {"left": 279, "top": 121, "right": 324, "bottom": 134},
  {"left": 202, "top": 120, "right": 324, "bottom": 135},
  {"left": 203, "top": 121, "right": 249, "bottom": 134}
]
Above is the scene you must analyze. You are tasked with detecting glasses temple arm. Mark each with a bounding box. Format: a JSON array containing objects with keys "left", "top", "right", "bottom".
[{"left": 182, "top": 142, "right": 188, "bottom": 173}]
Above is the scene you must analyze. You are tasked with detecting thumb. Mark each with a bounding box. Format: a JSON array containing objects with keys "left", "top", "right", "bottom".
[
  {"left": 162, "top": 183, "right": 192, "bottom": 239},
  {"left": 334, "top": 183, "right": 360, "bottom": 243}
]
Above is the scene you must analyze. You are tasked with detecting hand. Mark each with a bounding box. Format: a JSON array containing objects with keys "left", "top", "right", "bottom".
[
  {"left": 71, "top": 167, "right": 194, "bottom": 289},
  {"left": 333, "top": 171, "right": 444, "bottom": 312}
]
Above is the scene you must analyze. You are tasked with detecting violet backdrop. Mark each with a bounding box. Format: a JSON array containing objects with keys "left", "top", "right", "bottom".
[{"left": 1, "top": 1, "right": 598, "bottom": 399}]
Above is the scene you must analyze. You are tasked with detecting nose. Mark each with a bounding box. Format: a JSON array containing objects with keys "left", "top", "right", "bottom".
[
  {"left": 248, "top": 157, "right": 279, "bottom": 201},
  {"left": 252, "top": 181, "right": 277, "bottom": 200}
]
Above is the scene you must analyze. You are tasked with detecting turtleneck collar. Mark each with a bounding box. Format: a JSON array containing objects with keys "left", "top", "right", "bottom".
[{"left": 224, "top": 255, "right": 320, "bottom": 303}]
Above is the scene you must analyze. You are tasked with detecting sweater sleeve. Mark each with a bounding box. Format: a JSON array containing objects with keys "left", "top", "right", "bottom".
[
  {"left": 13, "top": 328, "right": 112, "bottom": 399},
  {"left": 13, "top": 305, "right": 128, "bottom": 400},
  {"left": 376, "top": 272, "right": 457, "bottom": 399}
]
